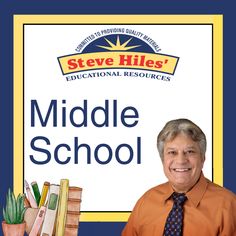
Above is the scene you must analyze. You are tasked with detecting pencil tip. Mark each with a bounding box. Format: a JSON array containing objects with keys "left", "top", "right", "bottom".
[{"left": 24, "top": 180, "right": 29, "bottom": 188}]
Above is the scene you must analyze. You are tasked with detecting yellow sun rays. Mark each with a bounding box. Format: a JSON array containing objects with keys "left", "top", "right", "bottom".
[{"left": 97, "top": 36, "right": 140, "bottom": 51}]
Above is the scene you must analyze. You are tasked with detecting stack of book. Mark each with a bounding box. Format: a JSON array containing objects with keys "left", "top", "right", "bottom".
[
  {"left": 24, "top": 179, "right": 82, "bottom": 236},
  {"left": 65, "top": 187, "right": 83, "bottom": 235}
]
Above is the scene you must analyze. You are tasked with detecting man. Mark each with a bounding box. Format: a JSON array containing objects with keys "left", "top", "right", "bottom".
[{"left": 121, "top": 118, "right": 236, "bottom": 236}]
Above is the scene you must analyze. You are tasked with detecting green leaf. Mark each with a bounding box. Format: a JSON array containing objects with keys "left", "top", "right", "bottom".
[
  {"left": 3, "top": 207, "right": 6, "bottom": 220},
  {"left": 3, "top": 207, "right": 11, "bottom": 224},
  {"left": 6, "top": 188, "right": 14, "bottom": 224},
  {"left": 20, "top": 194, "right": 25, "bottom": 211},
  {"left": 16, "top": 194, "right": 21, "bottom": 223},
  {"left": 11, "top": 190, "right": 17, "bottom": 223},
  {"left": 3, "top": 188, "right": 26, "bottom": 224},
  {"left": 19, "top": 208, "right": 27, "bottom": 223},
  {"left": 16, "top": 194, "right": 25, "bottom": 223}
]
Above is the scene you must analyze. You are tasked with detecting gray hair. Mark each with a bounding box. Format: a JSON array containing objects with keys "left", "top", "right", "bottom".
[{"left": 157, "top": 118, "right": 207, "bottom": 159}]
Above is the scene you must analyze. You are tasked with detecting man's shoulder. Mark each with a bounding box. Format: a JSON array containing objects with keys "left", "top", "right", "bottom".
[
  {"left": 141, "top": 181, "right": 170, "bottom": 199},
  {"left": 206, "top": 178, "right": 236, "bottom": 200}
]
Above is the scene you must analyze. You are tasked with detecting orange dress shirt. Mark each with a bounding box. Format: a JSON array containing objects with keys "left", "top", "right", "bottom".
[{"left": 122, "top": 173, "right": 236, "bottom": 236}]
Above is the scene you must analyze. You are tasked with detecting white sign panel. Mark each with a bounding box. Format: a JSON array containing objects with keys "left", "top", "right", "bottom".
[{"left": 24, "top": 24, "right": 212, "bottom": 212}]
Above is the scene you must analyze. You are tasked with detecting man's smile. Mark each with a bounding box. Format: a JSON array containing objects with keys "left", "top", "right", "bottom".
[{"left": 171, "top": 168, "right": 192, "bottom": 172}]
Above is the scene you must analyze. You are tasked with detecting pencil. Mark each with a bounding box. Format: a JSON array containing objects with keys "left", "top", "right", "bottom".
[
  {"left": 25, "top": 180, "right": 38, "bottom": 208},
  {"left": 39, "top": 181, "right": 50, "bottom": 207},
  {"left": 31, "top": 181, "right": 41, "bottom": 206}
]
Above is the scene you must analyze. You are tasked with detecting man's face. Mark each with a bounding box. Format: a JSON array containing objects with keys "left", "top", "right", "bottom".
[{"left": 162, "top": 133, "right": 204, "bottom": 193}]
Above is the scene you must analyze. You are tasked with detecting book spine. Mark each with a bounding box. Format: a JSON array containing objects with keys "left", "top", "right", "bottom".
[
  {"left": 68, "top": 187, "right": 82, "bottom": 199},
  {"left": 64, "top": 187, "right": 83, "bottom": 236},
  {"left": 40, "top": 184, "right": 60, "bottom": 236},
  {"left": 29, "top": 206, "right": 46, "bottom": 236},
  {"left": 55, "top": 179, "right": 69, "bottom": 236},
  {"left": 39, "top": 181, "right": 50, "bottom": 207},
  {"left": 64, "top": 224, "right": 79, "bottom": 236}
]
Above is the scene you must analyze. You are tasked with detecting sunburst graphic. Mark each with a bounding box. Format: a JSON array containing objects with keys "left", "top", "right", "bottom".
[{"left": 97, "top": 36, "right": 141, "bottom": 51}]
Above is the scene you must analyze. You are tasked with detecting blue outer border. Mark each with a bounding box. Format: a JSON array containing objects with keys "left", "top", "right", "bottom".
[{"left": 0, "top": 1, "right": 235, "bottom": 236}]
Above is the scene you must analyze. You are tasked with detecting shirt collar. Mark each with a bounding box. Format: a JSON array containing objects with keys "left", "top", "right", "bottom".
[
  {"left": 163, "top": 172, "right": 208, "bottom": 208},
  {"left": 163, "top": 183, "right": 175, "bottom": 202},
  {"left": 186, "top": 172, "right": 208, "bottom": 207}
]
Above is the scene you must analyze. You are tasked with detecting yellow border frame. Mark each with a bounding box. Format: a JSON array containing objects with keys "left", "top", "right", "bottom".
[{"left": 14, "top": 14, "right": 223, "bottom": 222}]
